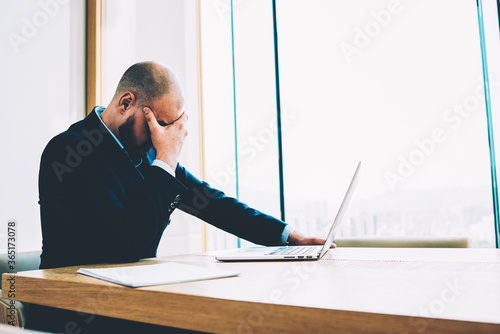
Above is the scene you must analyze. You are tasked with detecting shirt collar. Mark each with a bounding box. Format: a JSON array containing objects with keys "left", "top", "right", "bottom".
[
  {"left": 94, "top": 106, "right": 124, "bottom": 150},
  {"left": 94, "top": 106, "right": 150, "bottom": 169}
]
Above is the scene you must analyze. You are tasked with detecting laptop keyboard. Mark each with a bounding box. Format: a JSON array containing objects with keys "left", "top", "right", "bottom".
[{"left": 267, "top": 246, "right": 318, "bottom": 256}]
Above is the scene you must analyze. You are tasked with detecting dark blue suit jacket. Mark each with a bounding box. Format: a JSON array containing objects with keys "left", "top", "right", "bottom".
[{"left": 38, "top": 108, "right": 287, "bottom": 269}]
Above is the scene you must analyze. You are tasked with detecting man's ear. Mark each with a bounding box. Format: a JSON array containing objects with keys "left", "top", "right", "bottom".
[{"left": 118, "top": 92, "right": 136, "bottom": 114}]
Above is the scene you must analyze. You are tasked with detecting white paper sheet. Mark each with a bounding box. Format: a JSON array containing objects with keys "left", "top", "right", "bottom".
[{"left": 77, "top": 262, "right": 240, "bottom": 287}]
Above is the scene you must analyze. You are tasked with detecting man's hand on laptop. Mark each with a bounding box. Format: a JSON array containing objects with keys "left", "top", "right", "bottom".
[{"left": 288, "top": 230, "right": 336, "bottom": 248}]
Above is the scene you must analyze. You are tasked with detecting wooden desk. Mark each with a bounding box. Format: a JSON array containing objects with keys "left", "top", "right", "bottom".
[{"left": 3, "top": 248, "right": 500, "bottom": 333}]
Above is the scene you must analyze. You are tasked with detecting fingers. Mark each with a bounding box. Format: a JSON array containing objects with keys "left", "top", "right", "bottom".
[
  {"left": 142, "top": 107, "right": 159, "bottom": 131},
  {"left": 180, "top": 111, "right": 188, "bottom": 122},
  {"left": 169, "top": 112, "right": 189, "bottom": 138},
  {"left": 142, "top": 106, "right": 153, "bottom": 118},
  {"left": 170, "top": 111, "right": 187, "bottom": 126},
  {"left": 169, "top": 111, "right": 188, "bottom": 128}
]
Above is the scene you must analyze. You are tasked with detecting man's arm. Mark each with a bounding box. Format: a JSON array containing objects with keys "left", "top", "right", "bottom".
[
  {"left": 142, "top": 108, "right": 333, "bottom": 248},
  {"left": 174, "top": 165, "right": 287, "bottom": 246},
  {"left": 142, "top": 108, "right": 287, "bottom": 245}
]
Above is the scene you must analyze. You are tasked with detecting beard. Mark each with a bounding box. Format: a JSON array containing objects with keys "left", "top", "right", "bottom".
[{"left": 118, "top": 114, "right": 153, "bottom": 160}]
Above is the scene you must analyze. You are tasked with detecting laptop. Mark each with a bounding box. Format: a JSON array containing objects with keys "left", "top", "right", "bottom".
[{"left": 216, "top": 161, "right": 362, "bottom": 261}]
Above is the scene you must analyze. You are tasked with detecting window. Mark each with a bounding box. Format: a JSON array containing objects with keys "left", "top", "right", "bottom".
[
  {"left": 200, "top": 0, "right": 499, "bottom": 248},
  {"left": 200, "top": 0, "right": 282, "bottom": 249}
]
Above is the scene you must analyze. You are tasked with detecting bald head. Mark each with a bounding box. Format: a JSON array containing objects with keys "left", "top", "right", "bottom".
[
  {"left": 113, "top": 61, "right": 184, "bottom": 109},
  {"left": 99, "top": 61, "right": 186, "bottom": 160}
]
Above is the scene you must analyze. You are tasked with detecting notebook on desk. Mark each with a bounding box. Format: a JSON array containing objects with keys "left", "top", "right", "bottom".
[
  {"left": 77, "top": 262, "right": 240, "bottom": 287},
  {"left": 216, "top": 161, "right": 361, "bottom": 262}
]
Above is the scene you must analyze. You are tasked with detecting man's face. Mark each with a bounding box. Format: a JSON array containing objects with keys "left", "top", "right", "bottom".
[
  {"left": 118, "top": 113, "right": 151, "bottom": 159},
  {"left": 118, "top": 92, "right": 184, "bottom": 159}
]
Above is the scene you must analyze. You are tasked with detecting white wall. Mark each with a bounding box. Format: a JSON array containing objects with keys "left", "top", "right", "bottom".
[{"left": 0, "top": 0, "right": 85, "bottom": 252}]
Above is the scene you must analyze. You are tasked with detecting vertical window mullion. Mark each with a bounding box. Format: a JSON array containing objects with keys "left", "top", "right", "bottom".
[
  {"left": 477, "top": 0, "right": 500, "bottom": 248},
  {"left": 272, "top": 0, "right": 286, "bottom": 222}
]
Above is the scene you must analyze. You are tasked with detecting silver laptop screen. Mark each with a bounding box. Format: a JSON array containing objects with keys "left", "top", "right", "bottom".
[{"left": 319, "top": 161, "right": 362, "bottom": 257}]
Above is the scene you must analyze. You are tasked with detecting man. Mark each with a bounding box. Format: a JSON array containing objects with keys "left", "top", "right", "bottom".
[{"left": 28, "top": 61, "right": 329, "bottom": 333}]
